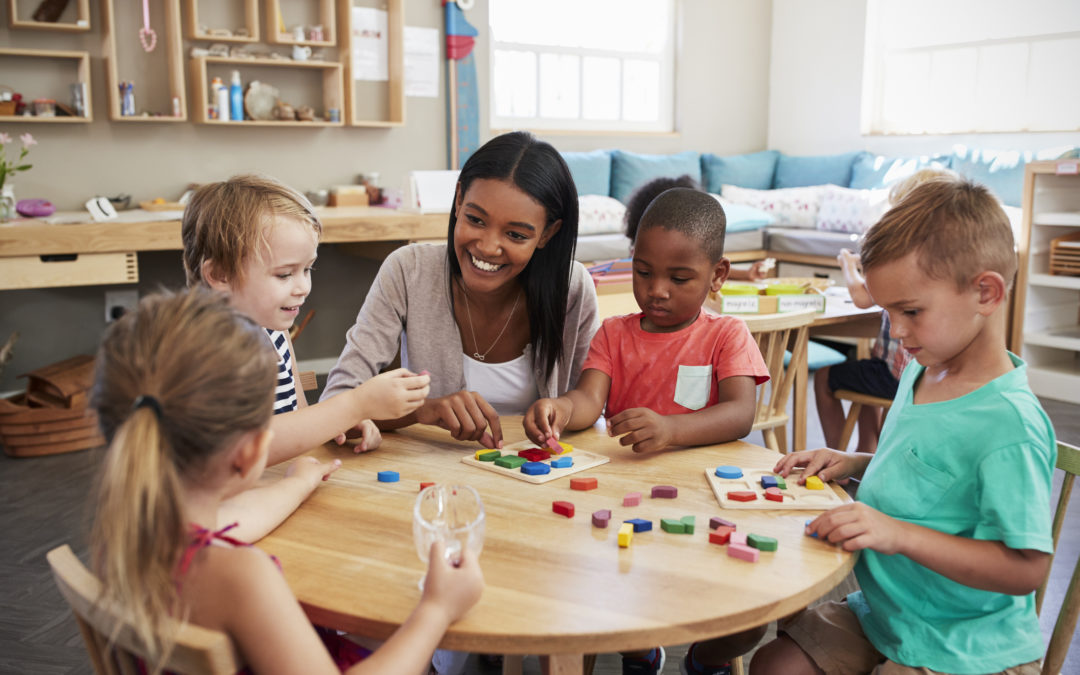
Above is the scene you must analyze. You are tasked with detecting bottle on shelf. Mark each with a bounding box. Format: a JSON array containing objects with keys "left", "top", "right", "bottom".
[
  {"left": 210, "top": 76, "right": 225, "bottom": 120},
  {"left": 229, "top": 71, "right": 244, "bottom": 122}
]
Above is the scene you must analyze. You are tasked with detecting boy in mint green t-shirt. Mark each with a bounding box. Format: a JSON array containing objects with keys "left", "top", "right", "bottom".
[{"left": 753, "top": 175, "right": 1055, "bottom": 675}]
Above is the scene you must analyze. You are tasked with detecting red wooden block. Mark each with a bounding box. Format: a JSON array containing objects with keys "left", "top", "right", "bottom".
[
  {"left": 518, "top": 448, "right": 552, "bottom": 462},
  {"left": 727, "top": 491, "right": 757, "bottom": 502},
  {"left": 552, "top": 500, "right": 575, "bottom": 518},
  {"left": 764, "top": 487, "right": 784, "bottom": 502},
  {"left": 708, "top": 526, "right": 735, "bottom": 545},
  {"left": 419, "top": 481, "right": 435, "bottom": 491},
  {"left": 570, "top": 477, "right": 598, "bottom": 491}
]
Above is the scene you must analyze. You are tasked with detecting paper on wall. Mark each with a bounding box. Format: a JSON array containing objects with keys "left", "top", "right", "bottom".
[
  {"left": 405, "top": 26, "right": 439, "bottom": 98},
  {"left": 351, "top": 7, "right": 388, "bottom": 81}
]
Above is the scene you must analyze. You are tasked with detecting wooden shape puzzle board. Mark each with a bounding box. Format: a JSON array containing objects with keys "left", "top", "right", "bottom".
[
  {"left": 704, "top": 467, "right": 853, "bottom": 510},
  {"left": 461, "top": 440, "right": 610, "bottom": 484}
]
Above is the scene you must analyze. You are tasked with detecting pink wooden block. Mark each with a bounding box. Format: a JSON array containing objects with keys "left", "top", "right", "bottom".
[
  {"left": 623, "top": 492, "right": 642, "bottom": 507},
  {"left": 728, "top": 543, "right": 760, "bottom": 562},
  {"left": 591, "top": 509, "right": 612, "bottom": 528},
  {"left": 730, "top": 531, "right": 747, "bottom": 546},
  {"left": 764, "top": 487, "right": 784, "bottom": 502}
]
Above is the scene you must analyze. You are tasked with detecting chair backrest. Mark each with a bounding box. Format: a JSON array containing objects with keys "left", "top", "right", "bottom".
[
  {"left": 1036, "top": 441, "right": 1080, "bottom": 675},
  {"left": 741, "top": 310, "right": 815, "bottom": 454},
  {"left": 46, "top": 545, "right": 243, "bottom": 675}
]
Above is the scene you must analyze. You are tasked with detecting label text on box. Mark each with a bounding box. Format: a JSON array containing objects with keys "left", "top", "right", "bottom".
[
  {"left": 777, "top": 295, "right": 825, "bottom": 313},
  {"left": 721, "top": 296, "right": 760, "bottom": 313}
]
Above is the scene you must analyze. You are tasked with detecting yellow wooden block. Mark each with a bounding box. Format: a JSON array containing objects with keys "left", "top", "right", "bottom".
[
  {"left": 805, "top": 475, "right": 824, "bottom": 490},
  {"left": 618, "top": 522, "right": 633, "bottom": 548},
  {"left": 557, "top": 441, "right": 573, "bottom": 454}
]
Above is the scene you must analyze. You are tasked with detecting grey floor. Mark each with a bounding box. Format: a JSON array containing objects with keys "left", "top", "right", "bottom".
[{"left": 2, "top": 374, "right": 1078, "bottom": 675}]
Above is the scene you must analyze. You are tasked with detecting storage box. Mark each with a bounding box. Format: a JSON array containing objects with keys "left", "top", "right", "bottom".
[
  {"left": 328, "top": 186, "right": 369, "bottom": 207},
  {"left": 705, "top": 290, "right": 825, "bottom": 315},
  {"left": 1049, "top": 231, "right": 1080, "bottom": 276}
]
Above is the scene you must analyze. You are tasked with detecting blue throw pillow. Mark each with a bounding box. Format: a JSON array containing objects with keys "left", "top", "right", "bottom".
[
  {"left": 775, "top": 151, "right": 865, "bottom": 189},
  {"left": 610, "top": 150, "right": 701, "bottom": 204},
  {"left": 849, "top": 154, "right": 953, "bottom": 190},
  {"left": 701, "top": 150, "right": 780, "bottom": 192},
  {"left": 718, "top": 201, "right": 776, "bottom": 234},
  {"left": 561, "top": 150, "right": 612, "bottom": 197}
]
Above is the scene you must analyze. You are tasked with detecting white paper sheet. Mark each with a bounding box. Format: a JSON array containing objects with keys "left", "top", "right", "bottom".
[
  {"left": 405, "top": 26, "right": 440, "bottom": 98},
  {"left": 351, "top": 7, "right": 388, "bottom": 81}
]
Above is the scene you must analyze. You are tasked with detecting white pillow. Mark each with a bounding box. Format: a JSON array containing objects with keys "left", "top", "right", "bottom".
[
  {"left": 815, "top": 185, "right": 891, "bottom": 234},
  {"left": 577, "top": 194, "right": 627, "bottom": 236},
  {"left": 720, "top": 184, "right": 826, "bottom": 229}
]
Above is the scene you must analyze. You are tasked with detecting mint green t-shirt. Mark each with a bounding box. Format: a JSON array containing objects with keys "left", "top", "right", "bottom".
[{"left": 848, "top": 353, "right": 1056, "bottom": 674}]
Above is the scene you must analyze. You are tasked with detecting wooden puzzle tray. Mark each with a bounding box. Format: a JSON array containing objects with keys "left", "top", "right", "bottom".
[
  {"left": 705, "top": 467, "right": 852, "bottom": 510},
  {"left": 461, "top": 440, "right": 610, "bottom": 484}
]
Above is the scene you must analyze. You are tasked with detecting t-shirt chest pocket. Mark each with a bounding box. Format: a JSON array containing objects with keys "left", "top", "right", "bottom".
[{"left": 674, "top": 364, "right": 712, "bottom": 411}]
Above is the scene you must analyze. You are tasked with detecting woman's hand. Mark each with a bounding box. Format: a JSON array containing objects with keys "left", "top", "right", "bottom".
[
  {"left": 607, "top": 407, "right": 675, "bottom": 454},
  {"left": 415, "top": 391, "right": 503, "bottom": 448},
  {"left": 422, "top": 541, "right": 484, "bottom": 624},
  {"left": 523, "top": 397, "right": 571, "bottom": 446},
  {"left": 354, "top": 368, "right": 431, "bottom": 421},
  {"left": 773, "top": 447, "right": 869, "bottom": 483}
]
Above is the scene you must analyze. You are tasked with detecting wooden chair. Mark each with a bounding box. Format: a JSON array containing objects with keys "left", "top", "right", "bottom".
[
  {"left": 1035, "top": 441, "right": 1080, "bottom": 675},
  {"left": 833, "top": 389, "right": 893, "bottom": 451},
  {"left": 742, "top": 310, "right": 815, "bottom": 454},
  {"left": 298, "top": 370, "right": 318, "bottom": 392},
  {"left": 46, "top": 545, "right": 243, "bottom": 675}
]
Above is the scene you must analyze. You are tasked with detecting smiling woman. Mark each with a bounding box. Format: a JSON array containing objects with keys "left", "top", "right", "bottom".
[{"left": 322, "top": 132, "right": 600, "bottom": 448}]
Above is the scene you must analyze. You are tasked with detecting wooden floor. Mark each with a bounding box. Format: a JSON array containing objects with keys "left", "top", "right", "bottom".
[{"left": 2, "top": 382, "right": 1078, "bottom": 674}]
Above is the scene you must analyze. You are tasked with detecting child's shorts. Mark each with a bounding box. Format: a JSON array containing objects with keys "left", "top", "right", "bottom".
[
  {"left": 826, "top": 357, "right": 899, "bottom": 400},
  {"left": 779, "top": 601, "right": 1041, "bottom": 675}
]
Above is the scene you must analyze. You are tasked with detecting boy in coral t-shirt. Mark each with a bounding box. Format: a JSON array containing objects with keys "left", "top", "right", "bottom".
[{"left": 525, "top": 187, "right": 768, "bottom": 454}]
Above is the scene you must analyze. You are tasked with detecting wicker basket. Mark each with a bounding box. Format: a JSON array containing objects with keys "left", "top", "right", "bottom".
[{"left": 1050, "top": 231, "right": 1080, "bottom": 276}]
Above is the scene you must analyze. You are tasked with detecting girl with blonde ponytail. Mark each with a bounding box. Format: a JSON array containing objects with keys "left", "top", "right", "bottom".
[{"left": 89, "top": 288, "right": 483, "bottom": 674}]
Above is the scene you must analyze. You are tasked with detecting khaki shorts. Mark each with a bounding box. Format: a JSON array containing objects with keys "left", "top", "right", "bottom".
[{"left": 779, "top": 601, "right": 1041, "bottom": 675}]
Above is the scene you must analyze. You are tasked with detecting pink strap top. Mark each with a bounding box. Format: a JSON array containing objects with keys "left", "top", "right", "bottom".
[{"left": 177, "top": 522, "right": 281, "bottom": 580}]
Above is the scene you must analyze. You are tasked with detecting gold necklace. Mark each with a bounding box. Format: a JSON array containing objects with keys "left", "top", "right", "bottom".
[{"left": 461, "top": 285, "right": 521, "bottom": 362}]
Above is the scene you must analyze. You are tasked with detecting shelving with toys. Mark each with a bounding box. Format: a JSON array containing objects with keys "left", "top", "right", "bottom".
[
  {"left": 0, "top": 48, "right": 92, "bottom": 122},
  {"left": 266, "top": 0, "right": 336, "bottom": 47},
  {"left": 183, "top": 0, "right": 259, "bottom": 43},
  {"left": 7, "top": 0, "right": 91, "bottom": 32},
  {"left": 101, "top": 0, "right": 187, "bottom": 122}
]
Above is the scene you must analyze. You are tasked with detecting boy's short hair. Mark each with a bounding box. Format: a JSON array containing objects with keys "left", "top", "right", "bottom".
[
  {"left": 636, "top": 187, "right": 727, "bottom": 262},
  {"left": 181, "top": 174, "right": 322, "bottom": 287},
  {"left": 624, "top": 174, "right": 701, "bottom": 242},
  {"left": 861, "top": 175, "right": 1016, "bottom": 290}
]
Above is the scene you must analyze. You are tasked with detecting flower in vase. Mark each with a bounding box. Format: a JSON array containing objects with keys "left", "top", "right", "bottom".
[{"left": 0, "top": 132, "right": 35, "bottom": 190}]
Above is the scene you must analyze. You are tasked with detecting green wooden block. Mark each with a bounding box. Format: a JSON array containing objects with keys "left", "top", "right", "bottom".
[
  {"left": 776, "top": 476, "right": 787, "bottom": 490},
  {"left": 680, "top": 516, "right": 695, "bottom": 534},
  {"left": 478, "top": 450, "right": 501, "bottom": 462},
  {"left": 660, "top": 518, "right": 686, "bottom": 534},
  {"left": 747, "top": 533, "right": 778, "bottom": 552},
  {"left": 494, "top": 455, "right": 527, "bottom": 469}
]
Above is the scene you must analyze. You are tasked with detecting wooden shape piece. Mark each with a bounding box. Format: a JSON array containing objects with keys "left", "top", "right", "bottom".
[
  {"left": 475, "top": 449, "right": 500, "bottom": 461},
  {"left": 805, "top": 475, "right": 824, "bottom": 490},
  {"left": 760, "top": 475, "right": 779, "bottom": 489},
  {"left": 377, "top": 470, "right": 399, "bottom": 483},
  {"left": 730, "top": 531, "right": 748, "bottom": 546},
  {"left": 651, "top": 485, "right": 677, "bottom": 499},
  {"left": 727, "top": 490, "right": 757, "bottom": 502},
  {"left": 728, "top": 543, "right": 760, "bottom": 562},
  {"left": 618, "top": 522, "right": 633, "bottom": 547},
  {"left": 715, "top": 465, "right": 743, "bottom": 479},
  {"left": 747, "top": 533, "right": 778, "bottom": 552},
  {"left": 570, "top": 476, "right": 598, "bottom": 491},
  {"left": 518, "top": 448, "right": 551, "bottom": 463},
  {"left": 552, "top": 500, "right": 575, "bottom": 518},
  {"left": 495, "top": 455, "right": 527, "bottom": 469},
  {"left": 419, "top": 481, "right": 435, "bottom": 490},
  {"left": 709, "top": 526, "right": 735, "bottom": 545},
  {"left": 624, "top": 518, "right": 652, "bottom": 532},
  {"left": 709, "top": 516, "right": 736, "bottom": 531},
  {"left": 681, "top": 515, "right": 695, "bottom": 534},
  {"left": 623, "top": 492, "right": 641, "bottom": 507},
  {"left": 550, "top": 456, "right": 573, "bottom": 469},
  {"left": 660, "top": 518, "right": 686, "bottom": 534},
  {"left": 591, "top": 509, "right": 612, "bottom": 528},
  {"left": 764, "top": 487, "right": 784, "bottom": 502},
  {"left": 521, "top": 461, "right": 551, "bottom": 476},
  {"left": 776, "top": 476, "right": 787, "bottom": 490}
]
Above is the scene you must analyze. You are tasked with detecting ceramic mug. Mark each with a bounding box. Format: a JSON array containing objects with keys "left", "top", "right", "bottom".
[{"left": 292, "top": 45, "right": 312, "bottom": 61}]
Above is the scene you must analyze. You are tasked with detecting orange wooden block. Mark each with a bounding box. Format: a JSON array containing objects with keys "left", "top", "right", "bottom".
[
  {"left": 727, "top": 491, "right": 757, "bottom": 502},
  {"left": 419, "top": 481, "right": 435, "bottom": 490},
  {"left": 570, "top": 477, "right": 598, "bottom": 491}
]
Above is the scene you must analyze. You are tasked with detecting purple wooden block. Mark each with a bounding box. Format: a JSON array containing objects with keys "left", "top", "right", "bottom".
[
  {"left": 709, "top": 516, "right": 737, "bottom": 531},
  {"left": 651, "top": 485, "right": 677, "bottom": 499},
  {"left": 592, "top": 509, "right": 612, "bottom": 528}
]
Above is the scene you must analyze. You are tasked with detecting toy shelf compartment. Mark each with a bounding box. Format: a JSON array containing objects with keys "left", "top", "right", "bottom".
[
  {"left": 102, "top": 0, "right": 187, "bottom": 122},
  {"left": 7, "top": 0, "right": 90, "bottom": 31},
  {"left": 0, "top": 48, "right": 92, "bottom": 123},
  {"left": 267, "top": 0, "right": 336, "bottom": 47},
  {"left": 1050, "top": 231, "right": 1080, "bottom": 276},
  {"left": 184, "top": 0, "right": 260, "bottom": 43},
  {"left": 338, "top": 0, "right": 403, "bottom": 127}
]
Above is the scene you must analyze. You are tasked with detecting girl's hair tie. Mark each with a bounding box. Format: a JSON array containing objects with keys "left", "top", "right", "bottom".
[{"left": 132, "top": 394, "right": 163, "bottom": 420}]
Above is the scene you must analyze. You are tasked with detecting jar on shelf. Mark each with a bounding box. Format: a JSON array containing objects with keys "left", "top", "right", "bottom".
[
  {"left": 0, "top": 184, "right": 16, "bottom": 222},
  {"left": 33, "top": 98, "right": 56, "bottom": 117}
]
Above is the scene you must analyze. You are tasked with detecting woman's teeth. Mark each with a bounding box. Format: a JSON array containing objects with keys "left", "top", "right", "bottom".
[{"left": 471, "top": 255, "right": 502, "bottom": 272}]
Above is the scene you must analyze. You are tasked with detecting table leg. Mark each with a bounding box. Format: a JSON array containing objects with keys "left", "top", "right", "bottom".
[
  {"left": 793, "top": 353, "right": 808, "bottom": 452},
  {"left": 540, "top": 653, "right": 584, "bottom": 675},
  {"left": 502, "top": 654, "right": 524, "bottom": 675}
]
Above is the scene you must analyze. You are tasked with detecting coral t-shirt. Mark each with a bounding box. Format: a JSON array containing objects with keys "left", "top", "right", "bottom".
[{"left": 582, "top": 310, "right": 769, "bottom": 418}]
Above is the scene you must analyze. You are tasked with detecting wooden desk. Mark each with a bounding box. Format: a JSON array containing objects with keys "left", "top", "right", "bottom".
[{"left": 259, "top": 422, "right": 854, "bottom": 674}]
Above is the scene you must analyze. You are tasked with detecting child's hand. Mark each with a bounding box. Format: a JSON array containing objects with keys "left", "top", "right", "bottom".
[
  {"left": 837, "top": 248, "right": 861, "bottom": 274},
  {"left": 523, "top": 397, "right": 571, "bottom": 446},
  {"left": 422, "top": 540, "right": 484, "bottom": 624},
  {"left": 415, "top": 391, "right": 503, "bottom": 448},
  {"left": 747, "top": 258, "right": 775, "bottom": 281},
  {"left": 356, "top": 368, "right": 431, "bottom": 420},
  {"left": 807, "top": 503, "right": 905, "bottom": 554},
  {"left": 773, "top": 447, "right": 861, "bottom": 483},
  {"left": 607, "top": 407, "right": 674, "bottom": 454},
  {"left": 335, "top": 419, "right": 382, "bottom": 453},
  {"left": 285, "top": 456, "right": 342, "bottom": 492}
]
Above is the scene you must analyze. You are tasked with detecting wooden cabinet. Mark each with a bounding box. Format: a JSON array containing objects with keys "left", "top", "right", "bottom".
[
  {"left": 0, "top": 48, "right": 92, "bottom": 122},
  {"left": 1013, "top": 159, "right": 1080, "bottom": 404}
]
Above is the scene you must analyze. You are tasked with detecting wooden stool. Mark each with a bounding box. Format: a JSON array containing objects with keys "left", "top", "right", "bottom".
[{"left": 833, "top": 389, "right": 893, "bottom": 451}]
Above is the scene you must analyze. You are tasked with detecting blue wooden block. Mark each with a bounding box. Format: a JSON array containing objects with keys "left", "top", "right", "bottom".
[
  {"left": 521, "top": 461, "right": 551, "bottom": 475},
  {"left": 377, "top": 470, "right": 400, "bottom": 483},
  {"left": 715, "top": 465, "right": 743, "bottom": 479},
  {"left": 624, "top": 518, "right": 653, "bottom": 532},
  {"left": 550, "top": 456, "right": 573, "bottom": 469},
  {"left": 805, "top": 519, "right": 819, "bottom": 538},
  {"left": 761, "top": 475, "right": 779, "bottom": 489}
]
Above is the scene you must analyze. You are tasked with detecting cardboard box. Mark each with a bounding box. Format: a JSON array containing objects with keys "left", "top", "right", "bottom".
[{"left": 329, "top": 186, "right": 369, "bottom": 207}]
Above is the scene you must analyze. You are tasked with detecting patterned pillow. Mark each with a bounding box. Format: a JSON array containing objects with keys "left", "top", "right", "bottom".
[
  {"left": 815, "top": 185, "right": 891, "bottom": 234},
  {"left": 578, "top": 194, "right": 627, "bottom": 236},
  {"left": 720, "top": 184, "right": 826, "bottom": 229}
]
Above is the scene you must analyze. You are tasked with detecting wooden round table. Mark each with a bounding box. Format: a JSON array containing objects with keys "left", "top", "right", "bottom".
[{"left": 259, "top": 420, "right": 854, "bottom": 673}]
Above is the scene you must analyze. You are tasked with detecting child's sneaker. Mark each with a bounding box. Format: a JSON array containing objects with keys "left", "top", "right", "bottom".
[
  {"left": 622, "top": 646, "right": 665, "bottom": 674},
  {"left": 679, "top": 643, "right": 732, "bottom": 675}
]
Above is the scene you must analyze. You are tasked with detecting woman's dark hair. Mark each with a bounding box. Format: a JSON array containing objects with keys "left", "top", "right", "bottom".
[
  {"left": 446, "top": 131, "right": 579, "bottom": 381},
  {"left": 623, "top": 174, "right": 701, "bottom": 242}
]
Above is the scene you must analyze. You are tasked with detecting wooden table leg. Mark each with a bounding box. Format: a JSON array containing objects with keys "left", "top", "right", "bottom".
[
  {"left": 502, "top": 654, "right": 524, "bottom": 675},
  {"left": 793, "top": 353, "right": 808, "bottom": 452},
  {"left": 540, "top": 653, "right": 584, "bottom": 675}
]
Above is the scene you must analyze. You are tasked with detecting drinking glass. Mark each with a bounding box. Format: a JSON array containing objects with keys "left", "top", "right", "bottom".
[{"left": 412, "top": 484, "right": 485, "bottom": 590}]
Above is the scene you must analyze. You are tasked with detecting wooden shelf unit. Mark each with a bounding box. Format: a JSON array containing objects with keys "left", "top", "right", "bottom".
[
  {"left": 266, "top": 0, "right": 336, "bottom": 47},
  {"left": 7, "top": 0, "right": 90, "bottom": 31},
  {"left": 184, "top": 0, "right": 259, "bottom": 43},
  {"left": 0, "top": 48, "right": 93, "bottom": 123},
  {"left": 101, "top": 0, "right": 187, "bottom": 122},
  {"left": 189, "top": 55, "right": 344, "bottom": 126},
  {"left": 338, "top": 0, "right": 404, "bottom": 127}
]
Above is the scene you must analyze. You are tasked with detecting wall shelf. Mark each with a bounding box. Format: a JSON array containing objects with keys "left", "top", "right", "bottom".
[
  {"left": 184, "top": 0, "right": 259, "bottom": 43},
  {"left": 0, "top": 48, "right": 92, "bottom": 123},
  {"left": 266, "top": 0, "right": 335, "bottom": 47},
  {"left": 7, "top": 0, "right": 90, "bottom": 31},
  {"left": 102, "top": 0, "right": 187, "bottom": 122},
  {"left": 338, "top": 0, "right": 403, "bottom": 127}
]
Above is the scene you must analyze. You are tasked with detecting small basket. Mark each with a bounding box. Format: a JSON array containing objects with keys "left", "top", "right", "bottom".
[
  {"left": 0, "top": 85, "right": 16, "bottom": 116},
  {"left": 1049, "top": 231, "right": 1080, "bottom": 276}
]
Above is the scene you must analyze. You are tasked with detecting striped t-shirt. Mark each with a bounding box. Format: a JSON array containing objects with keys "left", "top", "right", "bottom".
[{"left": 266, "top": 329, "right": 298, "bottom": 414}]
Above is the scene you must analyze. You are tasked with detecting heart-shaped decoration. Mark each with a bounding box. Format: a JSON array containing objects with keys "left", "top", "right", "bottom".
[{"left": 139, "top": 27, "right": 157, "bottom": 52}]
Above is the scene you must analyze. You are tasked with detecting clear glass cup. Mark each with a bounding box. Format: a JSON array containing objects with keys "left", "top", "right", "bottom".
[{"left": 412, "top": 484, "right": 485, "bottom": 590}]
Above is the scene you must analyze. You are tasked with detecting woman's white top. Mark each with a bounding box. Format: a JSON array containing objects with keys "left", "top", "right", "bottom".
[{"left": 462, "top": 351, "right": 539, "bottom": 416}]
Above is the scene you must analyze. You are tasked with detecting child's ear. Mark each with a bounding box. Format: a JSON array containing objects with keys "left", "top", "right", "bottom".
[
  {"left": 973, "top": 270, "right": 1007, "bottom": 315},
  {"left": 537, "top": 219, "right": 562, "bottom": 249},
  {"left": 710, "top": 257, "right": 731, "bottom": 293},
  {"left": 232, "top": 428, "right": 273, "bottom": 480},
  {"left": 201, "top": 259, "right": 232, "bottom": 293}
]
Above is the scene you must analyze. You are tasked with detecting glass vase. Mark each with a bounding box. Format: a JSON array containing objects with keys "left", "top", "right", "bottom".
[{"left": 0, "top": 184, "right": 15, "bottom": 222}]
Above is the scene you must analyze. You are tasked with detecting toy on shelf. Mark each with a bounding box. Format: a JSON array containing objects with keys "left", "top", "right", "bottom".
[{"left": 0, "top": 355, "right": 105, "bottom": 457}]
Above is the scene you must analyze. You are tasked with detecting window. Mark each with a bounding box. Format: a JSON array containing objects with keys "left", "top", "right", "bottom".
[
  {"left": 861, "top": 0, "right": 1080, "bottom": 135},
  {"left": 489, "top": 0, "right": 675, "bottom": 133}
]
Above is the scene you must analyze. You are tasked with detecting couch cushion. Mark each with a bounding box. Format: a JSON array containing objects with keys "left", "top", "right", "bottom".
[
  {"left": 815, "top": 185, "right": 891, "bottom": 234},
  {"left": 775, "top": 151, "right": 864, "bottom": 189},
  {"left": 849, "top": 153, "right": 953, "bottom": 189},
  {"left": 610, "top": 150, "right": 701, "bottom": 204},
  {"left": 701, "top": 150, "right": 779, "bottom": 192},
  {"left": 561, "top": 150, "right": 612, "bottom": 197},
  {"left": 721, "top": 184, "right": 826, "bottom": 229},
  {"left": 710, "top": 195, "right": 776, "bottom": 233},
  {"left": 578, "top": 195, "right": 627, "bottom": 235}
]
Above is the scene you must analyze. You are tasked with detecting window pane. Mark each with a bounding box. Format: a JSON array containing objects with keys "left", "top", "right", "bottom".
[
  {"left": 492, "top": 0, "right": 668, "bottom": 52},
  {"left": 880, "top": 52, "right": 930, "bottom": 133},
  {"left": 493, "top": 50, "right": 537, "bottom": 118},
  {"left": 976, "top": 43, "right": 1029, "bottom": 131},
  {"left": 539, "top": 53, "right": 580, "bottom": 119},
  {"left": 622, "top": 59, "right": 659, "bottom": 122},
  {"left": 925, "top": 47, "right": 977, "bottom": 134},
  {"left": 1027, "top": 37, "right": 1080, "bottom": 130},
  {"left": 583, "top": 56, "right": 620, "bottom": 120}
]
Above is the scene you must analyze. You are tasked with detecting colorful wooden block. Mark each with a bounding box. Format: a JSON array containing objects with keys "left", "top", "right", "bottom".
[
  {"left": 518, "top": 448, "right": 552, "bottom": 463},
  {"left": 805, "top": 519, "right": 819, "bottom": 538},
  {"left": 776, "top": 476, "right": 787, "bottom": 490},
  {"left": 760, "top": 475, "right": 779, "bottom": 489},
  {"left": 592, "top": 509, "right": 612, "bottom": 528},
  {"left": 555, "top": 441, "right": 573, "bottom": 454},
  {"left": 623, "top": 492, "right": 641, "bottom": 507},
  {"left": 552, "top": 500, "right": 575, "bottom": 518},
  {"left": 521, "top": 461, "right": 551, "bottom": 476},
  {"left": 419, "top": 481, "right": 435, "bottom": 490},
  {"left": 544, "top": 436, "right": 560, "bottom": 453},
  {"left": 805, "top": 475, "right": 824, "bottom": 490},
  {"left": 651, "top": 485, "right": 678, "bottom": 499},
  {"left": 709, "top": 516, "right": 736, "bottom": 531},
  {"left": 715, "top": 465, "right": 743, "bottom": 479},
  {"left": 550, "top": 456, "right": 573, "bottom": 469},
  {"left": 618, "top": 522, "right": 634, "bottom": 547},
  {"left": 728, "top": 543, "right": 760, "bottom": 562},
  {"left": 764, "top": 487, "right": 784, "bottom": 502},
  {"left": 624, "top": 518, "right": 652, "bottom": 532},
  {"left": 570, "top": 476, "right": 598, "bottom": 491},
  {"left": 660, "top": 518, "right": 686, "bottom": 534},
  {"left": 377, "top": 470, "right": 399, "bottom": 482},
  {"left": 681, "top": 515, "right": 695, "bottom": 534},
  {"left": 708, "top": 526, "right": 735, "bottom": 545},
  {"left": 730, "top": 531, "right": 747, "bottom": 546},
  {"left": 747, "top": 533, "right": 778, "bottom": 552},
  {"left": 475, "top": 449, "right": 500, "bottom": 461},
  {"left": 495, "top": 455, "right": 527, "bottom": 469},
  {"left": 726, "top": 491, "right": 757, "bottom": 502}
]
